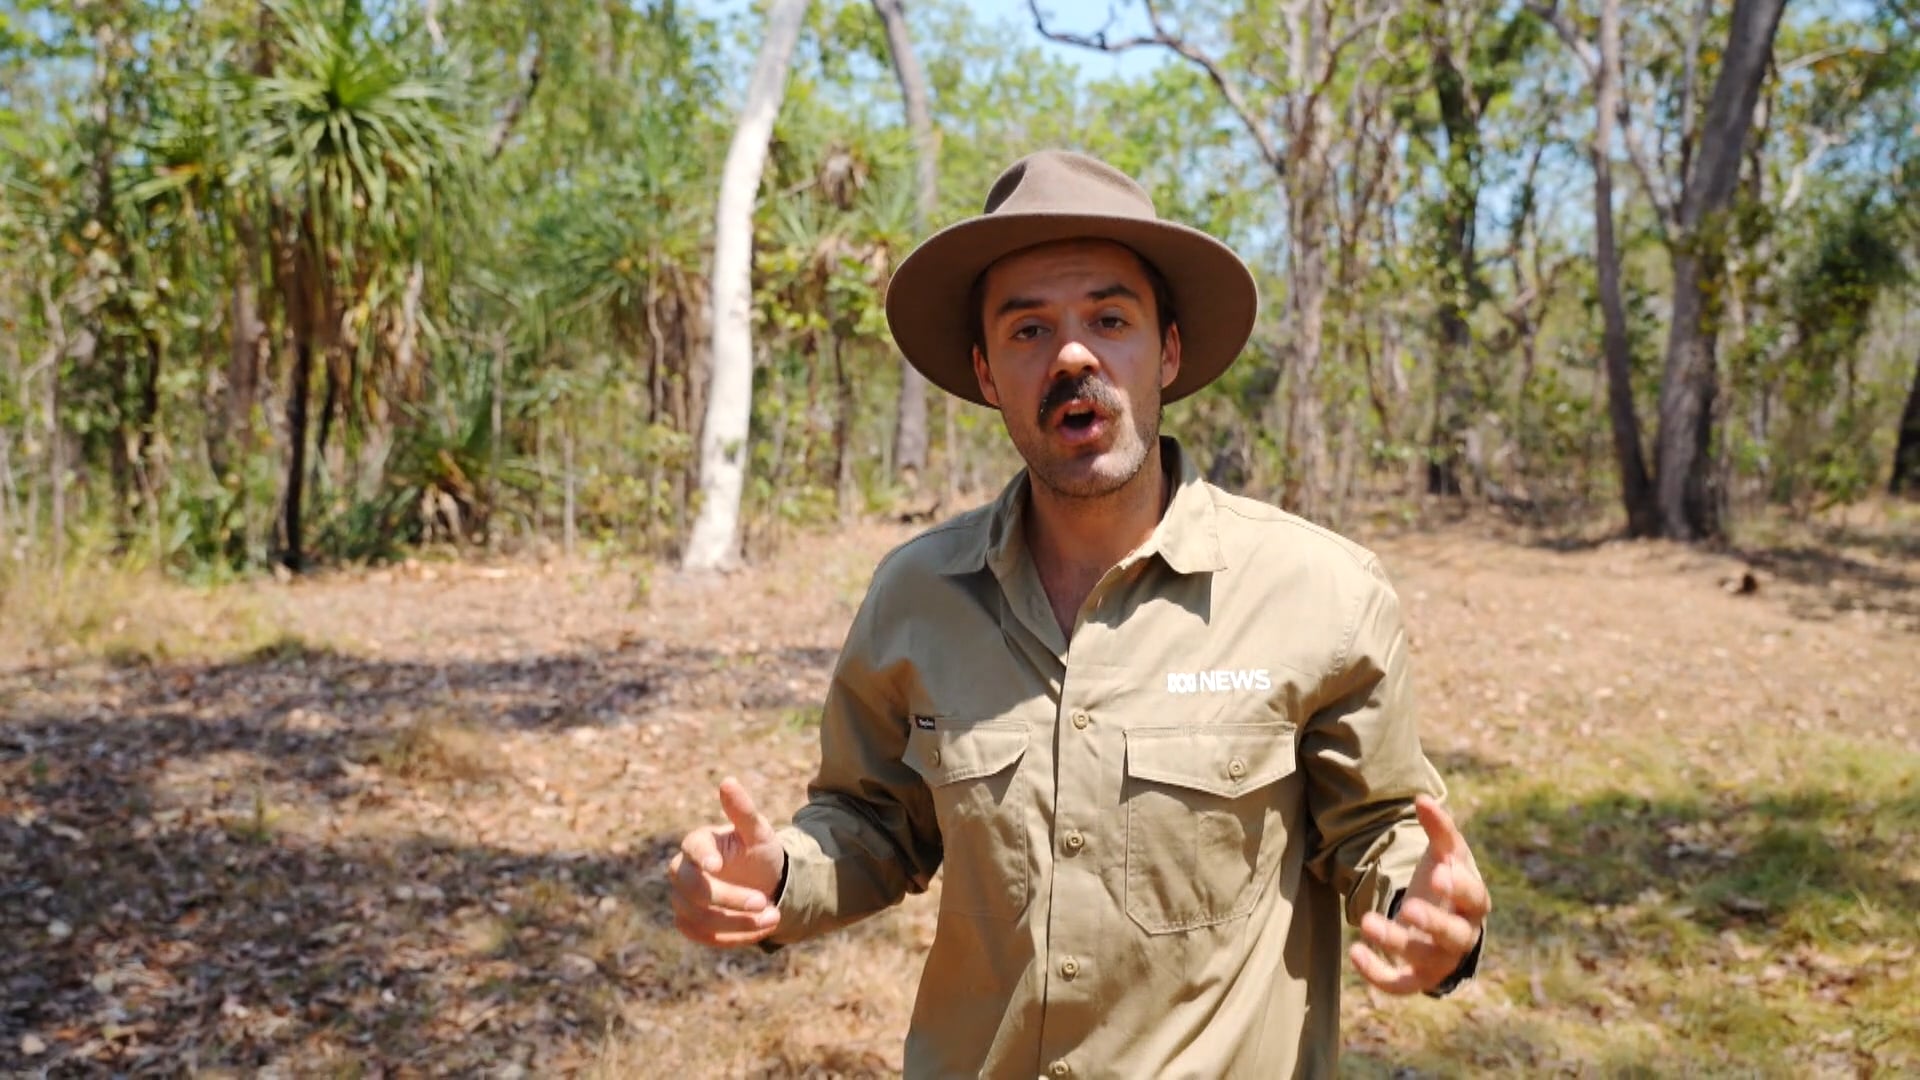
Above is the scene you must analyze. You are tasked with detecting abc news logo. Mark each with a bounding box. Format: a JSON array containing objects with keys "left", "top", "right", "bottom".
[{"left": 1164, "top": 668, "right": 1274, "bottom": 694}]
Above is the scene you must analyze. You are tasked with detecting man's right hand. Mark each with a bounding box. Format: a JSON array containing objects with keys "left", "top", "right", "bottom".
[{"left": 668, "top": 777, "right": 786, "bottom": 947}]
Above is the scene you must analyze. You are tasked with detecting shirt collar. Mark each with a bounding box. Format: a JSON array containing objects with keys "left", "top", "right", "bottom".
[
  {"left": 1141, "top": 437, "right": 1229, "bottom": 575},
  {"left": 936, "top": 436, "right": 1227, "bottom": 579}
]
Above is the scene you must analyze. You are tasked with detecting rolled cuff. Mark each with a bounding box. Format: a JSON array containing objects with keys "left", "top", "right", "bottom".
[{"left": 1343, "top": 816, "right": 1430, "bottom": 927}]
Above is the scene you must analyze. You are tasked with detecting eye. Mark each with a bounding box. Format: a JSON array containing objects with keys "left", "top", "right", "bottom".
[
  {"left": 1011, "top": 323, "right": 1046, "bottom": 342},
  {"left": 1095, "top": 314, "right": 1130, "bottom": 331}
]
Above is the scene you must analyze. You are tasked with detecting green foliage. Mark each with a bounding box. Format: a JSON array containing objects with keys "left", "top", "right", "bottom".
[{"left": 0, "top": 0, "right": 1914, "bottom": 582}]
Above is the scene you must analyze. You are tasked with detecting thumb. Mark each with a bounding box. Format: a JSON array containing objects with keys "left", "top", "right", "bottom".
[
  {"left": 718, "top": 777, "right": 776, "bottom": 847},
  {"left": 1414, "top": 794, "right": 1463, "bottom": 860}
]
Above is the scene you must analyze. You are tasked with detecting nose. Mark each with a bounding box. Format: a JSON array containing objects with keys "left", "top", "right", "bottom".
[{"left": 1049, "top": 337, "right": 1101, "bottom": 380}]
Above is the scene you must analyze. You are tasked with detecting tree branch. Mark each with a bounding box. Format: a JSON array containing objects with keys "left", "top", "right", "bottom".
[
  {"left": 1029, "top": 0, "right": 1286, "bottom": 178},
  {"left": 1526, "top": 0, "right": 1598, "bottom": 81},
  {"left": 489, "top": 36, "right": 546, "bottom": 164},
  {"left": 1617, "top": 94, "right": 1679, "bottom": 228},
  {"left": 1529, "top": 0, "right": 1677, "bottom": 227},
  {"left": 1779, "top": 128, "right": 1836, "bottom": 211}
]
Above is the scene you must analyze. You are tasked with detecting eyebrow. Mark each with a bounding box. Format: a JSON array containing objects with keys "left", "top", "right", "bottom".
[{"left": 992, "top": 282, "right": 1143, "bottom": 322}]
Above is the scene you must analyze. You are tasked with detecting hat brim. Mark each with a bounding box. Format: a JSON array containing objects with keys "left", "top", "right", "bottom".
[{"left": 883, "top": 213, "right": 1259, "bottom": 407}]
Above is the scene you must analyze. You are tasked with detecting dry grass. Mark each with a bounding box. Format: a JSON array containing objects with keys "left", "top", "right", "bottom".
[
  {"left": 0, "top": 559, "right": 292, "bottom": 670},
  {"left": 2, "top": 515, "right": 1915, "bottom": 1075}
]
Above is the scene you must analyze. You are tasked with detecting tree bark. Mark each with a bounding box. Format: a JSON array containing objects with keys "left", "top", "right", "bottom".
[
  {"left": 683, "top": 0, "right": 809, "bottom": 571},
  {"left": 1892, "top": 350, "right": 1920, "bottom": 497},
  {"left": 1652, "top": 0, "right": 1788, "bottom": 540},
  {"left": 281, "top": 337, "right": 314, "bottom": 572},
  {"left": 1427, "top": 28, "right": 1479, "bottom": 497},
  {"left": 1594, "top": 0, "right": 1658, "bottom": 537},
  {"left": 872, "top": 0, "right": 935, "bottom": 487},
  {"left": 1278, "top": 1, "right": 1334, "bottom": 519}
]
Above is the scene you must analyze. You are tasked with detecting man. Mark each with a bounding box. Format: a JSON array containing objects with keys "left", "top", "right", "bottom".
[{"left": 669, "top": 150, "right": 1489, "bottom": 1077}]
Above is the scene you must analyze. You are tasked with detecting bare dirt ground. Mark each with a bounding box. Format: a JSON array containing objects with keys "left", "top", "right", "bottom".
[{"left": 3, "top": 511, "right": 1916, "bottom": 1076}]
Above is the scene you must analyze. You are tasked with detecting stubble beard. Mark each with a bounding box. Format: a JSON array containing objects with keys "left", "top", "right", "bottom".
[{"left": 1008, "top": 381, "right": 1163, "bottom": 502}]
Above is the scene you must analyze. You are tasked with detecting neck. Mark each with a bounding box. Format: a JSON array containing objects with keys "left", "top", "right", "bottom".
[{"left": 1024, "top": 440, "right": 1171, "bottom": 591}]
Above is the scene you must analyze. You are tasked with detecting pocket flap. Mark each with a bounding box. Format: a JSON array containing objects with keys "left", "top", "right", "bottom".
[
  {"left": 903, "top": 720, "right": 1030, "bottom": 786},
  {"left": 1125, "top": 723, "right": 1296, "bottom": 798}
]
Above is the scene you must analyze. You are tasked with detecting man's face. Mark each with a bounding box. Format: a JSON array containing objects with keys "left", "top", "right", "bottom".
[{"left": 971, "top": 239, "right": 1181, "bottom": 500}]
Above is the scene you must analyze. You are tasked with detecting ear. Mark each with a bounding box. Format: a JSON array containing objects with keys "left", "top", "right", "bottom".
[
  {"left": 972, "top": 345, "right": 1002, "bottom": 409},
  {"left": 1159, "top": 323, "right": 1183, "bottom": 391}
]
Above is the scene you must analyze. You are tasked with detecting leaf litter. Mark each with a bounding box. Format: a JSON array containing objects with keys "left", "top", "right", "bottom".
[{"left": 2, "top": 518, "right": 1915, "bottom": 1075}]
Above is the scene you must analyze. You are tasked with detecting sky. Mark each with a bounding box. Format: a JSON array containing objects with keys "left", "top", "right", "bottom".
[
  {"left": 972, "top": 0, "right": 1170, "bottom": 80},
  {"left": 690, "top": 0, "right": 1170, "bottom": 81}
]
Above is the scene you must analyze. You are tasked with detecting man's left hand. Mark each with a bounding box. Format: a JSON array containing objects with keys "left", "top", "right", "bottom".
[{"left": 1350, "top": 793, "right": 1491, "bottom": 995}]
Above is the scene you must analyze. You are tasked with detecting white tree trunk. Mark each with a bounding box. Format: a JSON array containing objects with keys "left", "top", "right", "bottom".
[
  {"left": 683, "top": 0, "right": 810, "bottom": 571},
  {"left": 873, "top": 0, "right": 937, "bottom": 486}
]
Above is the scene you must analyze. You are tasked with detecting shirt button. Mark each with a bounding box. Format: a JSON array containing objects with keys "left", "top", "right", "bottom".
[
  {"left": 1071, "top": 710, "right": 1091, "bottom": 729},
  {"left": 1064, "top": 829, "right": 1084, "bottom": 852},
  {"left": 1049, "top": 1062, "right": 1071, "bottom": 1078},
  {"left": 1060, "top": 956, "right": 1080, "bottom": 979},
  {"left": 930, "top": 749, "right": 942, "bottom": 766},
  {"left": 1228, "top": 757, "right": 1247, "bottom": 780}
]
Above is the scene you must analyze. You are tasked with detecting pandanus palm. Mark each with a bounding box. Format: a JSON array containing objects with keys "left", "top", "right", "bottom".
[{"left": 229, "top": 0, "right": 479, "bottom": 570}]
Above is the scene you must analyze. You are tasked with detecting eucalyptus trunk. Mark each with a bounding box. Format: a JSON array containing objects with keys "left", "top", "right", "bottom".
[
  {"left": 1427, "top": 31, "right": 1479, "bottom": 498},
  {"left": 1653, "top": 0, "right": 1788, "bottom": 540},
  {"left": 1892, "top": 351, "right": 1920, "bottom": 497},
  {"left": 1278, "top": 20, "right": 1334, "bottom": 519},
  {"left": 1594, "top": 0, "right": 1658, "bottom": 537},
  {"left": 683, "top": 0, "right": 810, "bottom": 570},
  {"left": 872, "top": 0, "right": 935, "bottom": 487}
]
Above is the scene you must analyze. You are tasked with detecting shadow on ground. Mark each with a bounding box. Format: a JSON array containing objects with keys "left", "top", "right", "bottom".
[
  {"left": 1733, "top": 541, "right": 1920, "bottom": 630},
  {"left": 0, "top": 636, "right": 833, "bottom": 1072},
  {"left": 1476, "top": 781, "right": 1920, "bottom": 930}
]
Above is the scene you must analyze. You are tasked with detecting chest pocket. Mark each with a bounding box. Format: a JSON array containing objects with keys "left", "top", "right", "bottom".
[
  {"left": 1122, "top": 723, "right": 1297, "bottom": 933},
  {"left": 903, "top": 719, "right": 1031, "bottom": 921}
]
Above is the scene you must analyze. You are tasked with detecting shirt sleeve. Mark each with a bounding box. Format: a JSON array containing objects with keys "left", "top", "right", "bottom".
[
  {"left": 767, "top": 581, "right": 943, "bottom": 945},
  {"left": 1299, "top": 556, "right": 1446, "bottom": 928}
]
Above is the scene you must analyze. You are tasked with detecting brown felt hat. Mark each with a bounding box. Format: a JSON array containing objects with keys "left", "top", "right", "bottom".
[{"left": 884, "top": 150, "right": 1258, "bottom": 407}]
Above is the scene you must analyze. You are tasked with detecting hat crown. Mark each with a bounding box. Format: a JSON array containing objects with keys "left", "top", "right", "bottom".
[{"left": 983, "top": 150, "right": 1158, "bottom": 220}]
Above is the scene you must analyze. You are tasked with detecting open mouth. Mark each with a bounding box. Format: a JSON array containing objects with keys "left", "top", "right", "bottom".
[
  {"left": 1061, "top": 404, "right": 1099, "bottom": 433},
  {"left": 1048, "top": 398, "right": 1112, "bottom": 445}
]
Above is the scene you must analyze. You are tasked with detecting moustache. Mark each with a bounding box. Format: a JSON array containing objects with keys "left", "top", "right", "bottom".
[{"left": 1038, "top": 375, "right": 1122, "bottom": 427}]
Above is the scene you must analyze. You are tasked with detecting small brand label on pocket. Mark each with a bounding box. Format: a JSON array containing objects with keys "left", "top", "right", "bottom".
[{"left": 913, "top": 715, "right": 937, "bottom": 730}]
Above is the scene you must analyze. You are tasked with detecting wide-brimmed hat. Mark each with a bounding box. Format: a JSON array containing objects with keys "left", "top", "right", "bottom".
[{"left": 884, "top": 150, "right": 1258, "bottom": 407}]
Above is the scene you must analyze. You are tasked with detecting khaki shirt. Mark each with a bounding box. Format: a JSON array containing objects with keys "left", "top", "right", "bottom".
[{"left": 772, "top": 438, "right": 1445, "bottom": 1079}]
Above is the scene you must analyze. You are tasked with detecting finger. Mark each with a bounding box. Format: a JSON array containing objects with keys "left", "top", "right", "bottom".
[
  {"left": 718, "top": 778, "right": 776, "bottom": 847},
  {"left": 1349, "top": 941, "right": 1421, "bottom": 995},
  {"left": 1399, "top": 898, "right": 1479, "bottom": 956},
  {"left": 1360, "top": 911, "right": 1426, "bottom": 959},
  {"left": 675, "top": 906, "right": 782, "bottom": 948},
  {"left": 671, "top": 856, "right": 769, "bottom": 912},
  {"left": 1415, "top": 794, "right": 1465, "bottom": 859},
  {"left": 1430, "top": 858, "right": 1455, "bottom": 909},
  {"left": 1448, "top": 857, "right": 1493, "bottom": 920},
  {"left": 701, "top": 875, "right": 771, "bottom": 913},
  {"left": 672, "top": 892, "right": 782, "bottom": 934},
  {"left": 681, "top": 826, "right": 727, "bottom": 875}
]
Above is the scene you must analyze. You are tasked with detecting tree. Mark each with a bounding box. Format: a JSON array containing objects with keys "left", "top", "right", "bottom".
[
  {"left": 1895, "top": 355, "right": 1920, "bottom": 496},
  {"left": 232, "top": 0, "right": 479, "bottom": 570},
  {"left": 1535, "top": 0, "right": 1659, "bottom": 536},
  {"left": 1651, "top": 0, "right": 1790, "bottom": 540},
  {"left": 870, "top": 0, "right": 935, "bottom": 489},
  {"left": 683, "top": 0, "right": 811, "bottom": 571}
]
